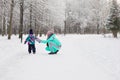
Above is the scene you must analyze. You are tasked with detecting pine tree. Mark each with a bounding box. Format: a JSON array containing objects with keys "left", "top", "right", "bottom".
[{"left": 107, "top": 0, "right": 120, "bottom": 38}]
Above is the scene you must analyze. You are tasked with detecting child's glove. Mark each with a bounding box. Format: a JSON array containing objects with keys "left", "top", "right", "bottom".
[{"left": 24, "top": 41, "right": 27, "bottom": 44}]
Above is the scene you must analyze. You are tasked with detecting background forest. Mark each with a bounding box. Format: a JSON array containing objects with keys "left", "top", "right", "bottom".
[{"left": 0, "top": 0, "right": 120, "bottom": 40}]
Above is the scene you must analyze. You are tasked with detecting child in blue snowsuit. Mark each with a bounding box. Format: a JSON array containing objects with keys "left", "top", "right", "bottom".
[
  {"left": 24, "top": 29, "right": 36, "bottom": 54},
  {"left": 38, "top": 31, "right": 61, "bottom": 54}
]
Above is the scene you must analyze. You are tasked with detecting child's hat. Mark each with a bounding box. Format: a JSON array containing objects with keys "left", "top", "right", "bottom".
[{"left": 29, "top": 29, "right": 33, "bottom": 34}]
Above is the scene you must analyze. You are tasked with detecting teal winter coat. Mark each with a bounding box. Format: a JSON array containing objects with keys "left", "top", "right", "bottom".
[
  {"left": 41, "top": 34, "right": 61, "bottom": 52},
  {"left": 25, "top": 34, "right": 36, "bottom": 45}
]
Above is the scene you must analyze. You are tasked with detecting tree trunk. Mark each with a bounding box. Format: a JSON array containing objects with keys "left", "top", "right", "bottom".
[
  {"left": 8, "top": 0, "right": 14, "bottom": 39},
  {"left": 64, "top": 21, "right": 66, "bottom": 35},
  {"left": 2, "top": 0, "right": 6, "bottom": 36},
  {"left": 97, "top": 24, "right": 99, "bottom": 34},
  {"left": 2, "top": 13, "right": 6, "bottom": 36},
  {"left": 34, "top": 14, "right": 36, "bottom": 36},
  {"left": 19, "top": 0, "right": 24, "bottom": 43},
  {"left": 112, "top": 30, "right": 118, "bottom": 38},
  {"left": 30, "top": 3, "right": 32, "bottom": 29}
]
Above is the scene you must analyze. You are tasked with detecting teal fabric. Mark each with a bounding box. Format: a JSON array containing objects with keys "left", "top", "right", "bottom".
[{"left": 41, "top": 34, "right": 61, "bottom": 52}]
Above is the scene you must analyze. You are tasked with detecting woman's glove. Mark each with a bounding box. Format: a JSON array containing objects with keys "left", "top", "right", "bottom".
[{"left": 36, "top": 38, "right": 41, "bottom": 43}]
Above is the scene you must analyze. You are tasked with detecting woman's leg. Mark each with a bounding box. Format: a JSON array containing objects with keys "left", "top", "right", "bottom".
[
  {"left": 49, "top": 42, "right": 59, "bottom": 53},
  {"left": 45, "top": 47, "right": 50, "bottom": 51}
]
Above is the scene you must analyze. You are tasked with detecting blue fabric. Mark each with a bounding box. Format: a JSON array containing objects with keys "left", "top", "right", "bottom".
[{"left": 25, "top": 34, "right": 36, "bottom": 45}]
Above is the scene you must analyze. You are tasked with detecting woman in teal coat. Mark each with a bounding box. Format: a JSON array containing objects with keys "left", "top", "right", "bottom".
[{"left": 39, "top": 31, "right": 61, "bottom": 54}]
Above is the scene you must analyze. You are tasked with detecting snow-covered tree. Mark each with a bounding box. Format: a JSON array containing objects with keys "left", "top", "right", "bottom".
[
  {"left": 106, "top": 0, "right": 120, "bottom": 38},
  {"left": 1, "top": 0, "right": 118, "bottom": 38},
  {"left": 64, "top": 0, "right": 110, "bottom": 34}
]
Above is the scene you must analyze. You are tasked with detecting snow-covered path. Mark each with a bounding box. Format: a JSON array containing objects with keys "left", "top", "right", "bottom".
[{"left": 0, "top": 34, "right": 120, "bottom": 80}]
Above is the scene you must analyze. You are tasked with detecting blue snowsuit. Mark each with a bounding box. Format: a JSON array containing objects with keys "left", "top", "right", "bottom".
[{"left": 24, "top": 34, "right": 36, "bottom": 53}]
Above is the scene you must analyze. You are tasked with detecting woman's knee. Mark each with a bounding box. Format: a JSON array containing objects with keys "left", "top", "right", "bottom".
[{"left": 45, "top": 47, "right": 50, "bottom": 51}]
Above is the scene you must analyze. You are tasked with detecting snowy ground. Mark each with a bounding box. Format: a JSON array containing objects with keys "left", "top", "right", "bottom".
[{"left": 0, "top": 34, "right": 120, "bottom": 80}]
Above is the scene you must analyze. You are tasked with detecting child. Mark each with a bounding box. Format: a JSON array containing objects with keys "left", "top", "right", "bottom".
[
  {"left": 24, "top": 29, "right": 36, "bottom": 54},
  {"left": 38, "top": 31, "right": 61, "bottom": 55}
]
